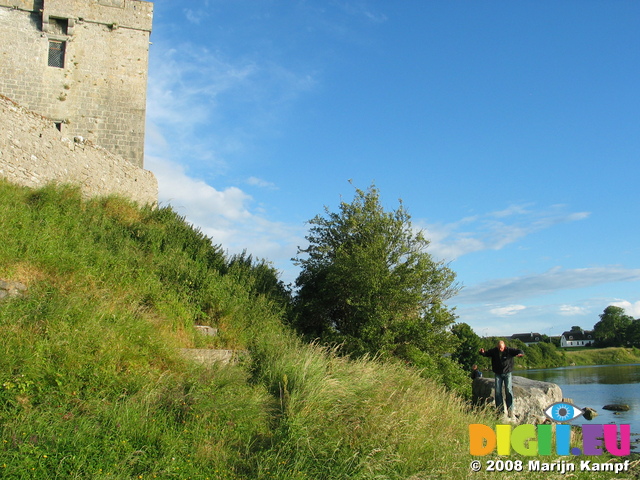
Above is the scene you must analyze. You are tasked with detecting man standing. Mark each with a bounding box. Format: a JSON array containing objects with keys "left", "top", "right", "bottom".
[{"left": 479, "top": 340, "right": 524, "bottom": 416}]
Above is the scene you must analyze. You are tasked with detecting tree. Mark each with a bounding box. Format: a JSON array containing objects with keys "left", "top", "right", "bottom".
[
  {"left": 524, "top": 342, "right": 566, "bottom": 369},
  {"left": 292, "top": 184, "right": 459, "bottom": 359},
  {"left": 227, "top": 250, "right": 292, "bottom": 308},
  {"left": 450, "top": 322, "right": 482, "bottom": 372},
  {"left": 593, "top": 306, "right": 634, "bottom": 347},
  {"left": 625, "top": 319, "right": 640, "bottom": 348}
]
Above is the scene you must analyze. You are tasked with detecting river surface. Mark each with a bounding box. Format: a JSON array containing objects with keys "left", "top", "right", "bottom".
[{"left": 514, "top": 363, "right": 640, "bottom": 446}]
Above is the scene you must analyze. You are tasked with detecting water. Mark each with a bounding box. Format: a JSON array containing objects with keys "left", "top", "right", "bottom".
[{"left": 515, "top": 364, "right": 640, "bottom": 446}]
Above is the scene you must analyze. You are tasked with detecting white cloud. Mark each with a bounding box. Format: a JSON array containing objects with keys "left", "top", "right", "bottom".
[
  {"left": 457, "top": 300, "right": 600, "bottom": 338},
  {"left": 247, "top": 176, "right": 278, "bottom": 190},
  {"left": 491, "top": 204, "right": 534, "bottom": 218},
  {"left": 559, "top": 305, "right": 589, "bottom": 316},
  {"left": 146, "top": 202, "right": 298, "bottom": 282},
  {"left": 147, "top": 45, "right": 258, "bottom": 129},
  {"left": 145, "top": 37, "right": 317, "bottom": 173},
  {"left": 184, "top": 9, "right": 208, "bottom": 25},
  {"left": 489, "top": 305, "right": 526, "bottom": 317},
  {"left": 148, "top": 155, "right": 251, "bottom": 221},
  {"left": 146, "top": 154, "right": 304, "bottom": 280},
  {"left": 455, "top": 266, "right": 640, "bottom": 305},
  {"left": 336, "top": 1, "right": 388, "bottom": 23},
  {"left": 456, "top": 303, "right": 557, "bottom": 337},
  {"left": 610, "top": 300, "right": 640, "bottom": 318},
  {"left": 419, "top": 204, "right": 590, "bottom": 261},
  {"left": 142, "top": 36, "right": 318, "bottom": 281}
]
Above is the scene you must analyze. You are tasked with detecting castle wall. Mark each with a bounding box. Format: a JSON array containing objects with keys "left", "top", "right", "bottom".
[
  {"left": 0, "top": 95, "right": 157, "bottom": 205},
  {"left": 0, "top": 0, "right": 152, "bottom": 167}
]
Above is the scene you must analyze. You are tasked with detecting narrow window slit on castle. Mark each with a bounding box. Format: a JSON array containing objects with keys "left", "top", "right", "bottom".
[{"left": 48, "top": 40, "right": 65, "bottom": 68}]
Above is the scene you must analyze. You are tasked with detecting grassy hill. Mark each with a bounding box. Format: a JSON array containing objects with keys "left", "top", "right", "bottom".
[
  {"left": 564, "top": 347, "right": 640, "bottom": 366},
  {"left": 0, "top": 180, "right": 632, "bottom": 479}
]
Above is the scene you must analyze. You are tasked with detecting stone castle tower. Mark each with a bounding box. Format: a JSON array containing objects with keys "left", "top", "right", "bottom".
[{"left": 0, "top": 0, "right": 153, "bottom": 168}]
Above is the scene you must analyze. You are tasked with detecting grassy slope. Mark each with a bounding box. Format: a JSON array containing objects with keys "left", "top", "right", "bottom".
[
  {"left": 0, "top": 181, "right": 633, "bottom": 479},
  {"left": 564, "top": 347, "right": 640, "bottom": 366}
]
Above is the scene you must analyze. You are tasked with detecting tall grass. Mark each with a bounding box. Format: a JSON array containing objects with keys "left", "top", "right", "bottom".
[
  {"left": 0, "top": 180, "right": 634, "bottom": 479},
  {"left": 248, "top": 338, "right": 480, "bottom": 479}
]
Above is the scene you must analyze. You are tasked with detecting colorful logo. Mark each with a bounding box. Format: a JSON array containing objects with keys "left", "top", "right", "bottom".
[
  {"left": 544, "top": 402, "right": 583, "bottom": 422},
  {"left": 469, "top": 403, "right": 630, "bottom": 457}
]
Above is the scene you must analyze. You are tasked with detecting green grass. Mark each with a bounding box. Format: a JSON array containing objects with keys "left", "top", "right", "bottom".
[
  {"left": 0, "top": 180, "right": 636, "bottom": 479},
  {"left": 564, "top": 347, "right": 640, "bottom": 366}
]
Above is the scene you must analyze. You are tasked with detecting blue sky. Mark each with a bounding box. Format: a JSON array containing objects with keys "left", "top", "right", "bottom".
[{"left": 144, "top": 0, "right": 640, "bottom": 338}]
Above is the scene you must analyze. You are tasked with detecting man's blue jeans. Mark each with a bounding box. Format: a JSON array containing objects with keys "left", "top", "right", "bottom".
[{"left": 494, "top": 373, "right": 513, "bottom": 412}]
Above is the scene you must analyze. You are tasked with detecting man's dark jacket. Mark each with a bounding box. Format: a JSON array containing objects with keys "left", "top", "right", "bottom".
[{"left": 480, "top": 346, "right": 524, "bottom": 374}]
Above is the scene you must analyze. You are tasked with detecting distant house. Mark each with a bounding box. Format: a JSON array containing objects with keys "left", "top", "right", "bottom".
[
  {"left": 509, "top": 333, "right": 542, "bottom": 346},
  {"left": 560, "top": 329, "right": 594, "bottom": 348}
]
